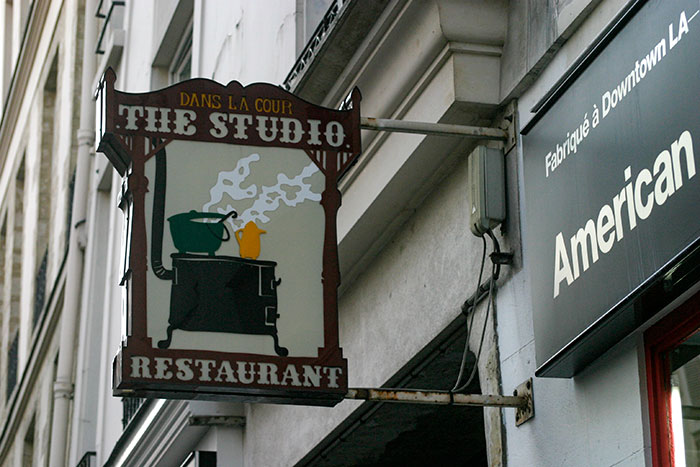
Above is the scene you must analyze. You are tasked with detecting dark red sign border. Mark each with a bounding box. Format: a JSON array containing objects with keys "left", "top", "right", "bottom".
[{"left": 98, "top": 69, "right": 361, "bottom": 405}]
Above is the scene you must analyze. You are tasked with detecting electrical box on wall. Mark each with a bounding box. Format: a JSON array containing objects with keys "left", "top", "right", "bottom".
[{"left": 468, "top": 146, "right": 505, "bottom": 236}]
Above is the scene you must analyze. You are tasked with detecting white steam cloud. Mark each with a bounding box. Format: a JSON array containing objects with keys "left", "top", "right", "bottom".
[{"left": 203, "top": 153, "right": 321, "bottom": 228}]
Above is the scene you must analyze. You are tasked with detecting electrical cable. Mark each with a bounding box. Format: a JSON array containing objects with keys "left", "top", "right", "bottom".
[
  {"left": 487, "top": 229, "right": 502, "bottom": 279},
  {"left": 453, "top": 261, "right": 496, "bottom": 393},
  {"left": 451, "top": 234, "right": 487, "bottom": 392},
  {"left": 451, "top": 229, "right": 501, "bottom": 393},
  {"left": 466, "top": 235, "right": 488, "bottom": 345}
]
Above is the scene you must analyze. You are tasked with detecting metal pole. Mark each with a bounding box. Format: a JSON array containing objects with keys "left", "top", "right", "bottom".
[
  {"left": 360, "top": 117, "right": 508, "bottom": 140},
  {"left": 345, "top": 388, "right": 527, "bottom": 408}
]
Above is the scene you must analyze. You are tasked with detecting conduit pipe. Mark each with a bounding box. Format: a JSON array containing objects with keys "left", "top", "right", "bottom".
[{"left": 49, "top": 0, "right": 97, "bottom": 464}]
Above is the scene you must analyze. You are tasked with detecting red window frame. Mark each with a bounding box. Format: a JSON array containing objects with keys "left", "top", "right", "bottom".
[{"left": 645, "top": 290, "right": 700, "bottom": 467}]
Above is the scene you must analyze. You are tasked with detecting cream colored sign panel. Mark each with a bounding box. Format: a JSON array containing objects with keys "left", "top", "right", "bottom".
[{"left": 145, "top": 141, "right": 325, "bottom": 357}]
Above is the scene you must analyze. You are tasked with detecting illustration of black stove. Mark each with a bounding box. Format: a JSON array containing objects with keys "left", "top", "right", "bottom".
[{"left": 150, "top": 139, "right": 288, "bottom": 356}]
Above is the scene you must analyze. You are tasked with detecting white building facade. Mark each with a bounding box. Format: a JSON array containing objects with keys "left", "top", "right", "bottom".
[{"left": 0, "top": 0, "right": 698, "bottom": 466}]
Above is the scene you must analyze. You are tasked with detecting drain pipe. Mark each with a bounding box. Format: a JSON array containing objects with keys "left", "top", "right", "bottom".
[{"left": 48, "top": 0, "right": 97, "bottom": 465}]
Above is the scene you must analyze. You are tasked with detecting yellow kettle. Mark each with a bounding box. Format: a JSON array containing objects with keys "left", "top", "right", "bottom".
[{"left": 235, "top": 221, "right": 266, "bottom": 260}]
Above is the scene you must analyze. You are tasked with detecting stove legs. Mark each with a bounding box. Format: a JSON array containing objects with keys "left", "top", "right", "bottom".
[
  {"left": 157, "top": 325, "right": 174, "bottom": 349},
  {"left": 155, "top": 325, "right": 288, "bottom": 356},
  {"left": 273, "top": 333, "right": 289, "bottom": 356}
]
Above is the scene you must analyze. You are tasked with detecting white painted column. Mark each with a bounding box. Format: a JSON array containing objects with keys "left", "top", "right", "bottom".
[
  {"left": 11, "top": 0, "right": 20, "bottom": 72},
  {"left": 48, "top": 0, "right": 97, "bottom": 464}
]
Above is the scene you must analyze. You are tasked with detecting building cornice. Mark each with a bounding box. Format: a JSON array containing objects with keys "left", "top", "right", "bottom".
[{"left": 284, "top": 0, "right": 397, "bottom": 103}]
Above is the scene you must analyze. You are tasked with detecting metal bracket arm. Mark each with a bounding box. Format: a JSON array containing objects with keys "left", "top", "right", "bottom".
[
  {"left": 345, "top": 388, "right": 524, "bottom": 408},
  {"left": 346, "top": 379, "right": 535, "bottom": 427},
  {"left": 360, "top": 117, "right": 508, "bottom": 140}
]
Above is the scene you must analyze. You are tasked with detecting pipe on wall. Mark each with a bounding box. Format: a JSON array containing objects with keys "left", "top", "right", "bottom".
[{"left": 48, "top": 0, "right": 97, "bottom": 464}]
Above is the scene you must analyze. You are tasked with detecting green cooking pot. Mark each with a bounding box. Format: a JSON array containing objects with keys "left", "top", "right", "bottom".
[{"left": 168, "top": 210, "right": 237, "bottom": 255}]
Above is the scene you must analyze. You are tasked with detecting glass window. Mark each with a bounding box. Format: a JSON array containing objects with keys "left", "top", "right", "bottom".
[
  {"left": 646, "top": 292, "right": 700, "bottom": 466},
  {"left": 671, "top": 331, "right": 700, "bottom": 465},
  {"left": 169, "top": 24, "right": 192, "bottom": 84}
]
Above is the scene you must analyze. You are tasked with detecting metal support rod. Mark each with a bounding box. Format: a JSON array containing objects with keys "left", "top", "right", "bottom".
[
  {"left": 346, "top": 388, "right": 527, "bottom": 408},
  {"left": 360, "top": 117, "right": 508, "bottom": 140}
]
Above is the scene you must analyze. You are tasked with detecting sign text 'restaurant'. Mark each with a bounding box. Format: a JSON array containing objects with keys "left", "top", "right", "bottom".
[{"left": 129, "top": 355, "right": 343, "bottom": 389}]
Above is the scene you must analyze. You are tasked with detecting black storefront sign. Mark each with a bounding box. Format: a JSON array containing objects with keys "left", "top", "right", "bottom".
[{"left": 522, "top": 0, "right": 700, "bottom": 377}]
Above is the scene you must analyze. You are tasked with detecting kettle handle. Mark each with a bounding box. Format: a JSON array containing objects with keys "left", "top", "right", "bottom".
[
  {"left": 205, "top": 223, "right": 231, "bottom": 242},
  {"left": 221, "top": 224, "right": 230, "bottom": 241},
  {"left": 234, "top": 229, "right": 244, "bottom": 245},
  {"left": 218, "top": 209, "right": 238, "bottom": 223}
]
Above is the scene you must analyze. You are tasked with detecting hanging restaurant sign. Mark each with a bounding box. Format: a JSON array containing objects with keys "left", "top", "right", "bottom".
[{"left": 97, "top": 69, "right": 361, "bottom": 405}]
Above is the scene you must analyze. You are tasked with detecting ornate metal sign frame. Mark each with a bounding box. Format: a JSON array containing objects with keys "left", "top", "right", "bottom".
[{"left": 98, "top": 69, "right": 361, "bottom": 405}]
